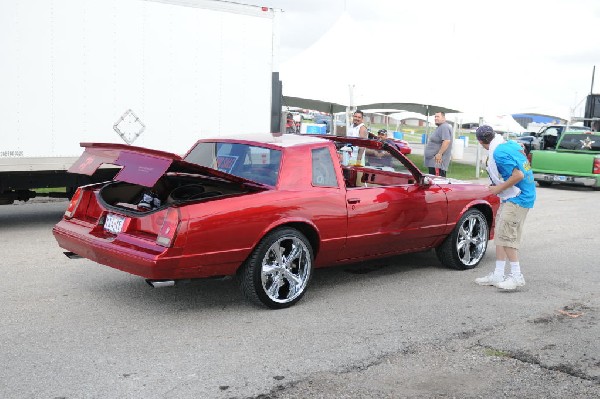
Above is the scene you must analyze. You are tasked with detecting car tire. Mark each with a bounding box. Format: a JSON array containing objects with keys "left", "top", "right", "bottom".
[
  {"left": 537, "top": 181, "right": 552, "bottom": 187},
  {"left": 435, "top": 209, "right": 489, "bottom": 270},
  {"left": 239, "top": 227, "right": 313, "bottom": 309}
]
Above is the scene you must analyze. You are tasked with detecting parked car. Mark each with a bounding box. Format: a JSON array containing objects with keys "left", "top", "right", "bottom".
[
  {"left": 53, "top": 134, "right": 499, "bottom": 309},
  {"left": 388, "top": 138, "right": 412, "bottom": 155}
]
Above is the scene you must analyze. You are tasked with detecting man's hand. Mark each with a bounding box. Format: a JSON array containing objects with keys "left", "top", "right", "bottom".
[{"left": 488, "top": 185, "right": 502, "bottom": 196}]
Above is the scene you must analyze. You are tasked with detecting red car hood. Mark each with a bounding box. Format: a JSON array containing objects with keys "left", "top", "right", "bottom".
[{"left": 68, "top": 142, "right": 255, "bottom": 187}]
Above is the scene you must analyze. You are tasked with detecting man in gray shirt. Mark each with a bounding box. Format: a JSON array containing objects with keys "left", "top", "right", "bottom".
[{"left": 424, "top": 112, "right": 453, "bottom": 177}]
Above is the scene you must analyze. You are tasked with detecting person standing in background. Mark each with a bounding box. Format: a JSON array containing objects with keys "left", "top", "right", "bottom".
[
  {"left": 347, "top": 110, "right": 369, "bottom": 165},
  {"left": 424, "top": 112, "right": 453, "bottom": 176}
]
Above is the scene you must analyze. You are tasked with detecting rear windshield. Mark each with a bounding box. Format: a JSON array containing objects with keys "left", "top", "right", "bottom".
[
  {"left": 184, "top": 142, "right": 282, "bottom": 186},
  {"left": 558, "top": 134, "right": 600, "bottom": 151}
]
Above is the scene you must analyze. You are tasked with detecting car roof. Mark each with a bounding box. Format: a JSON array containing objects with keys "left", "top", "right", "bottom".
[{"left": 197, "top": 133, "right": 330, "bottom": 148}]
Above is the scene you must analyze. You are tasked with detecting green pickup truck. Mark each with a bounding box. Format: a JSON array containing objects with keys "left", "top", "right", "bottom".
[{"left": 530, "top": 130, "right": 600, "bottom": 189}]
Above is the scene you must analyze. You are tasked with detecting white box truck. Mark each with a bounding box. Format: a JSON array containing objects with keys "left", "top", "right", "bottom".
[{"left": 0, "top": 0, "right": 281, "bottom": 204}]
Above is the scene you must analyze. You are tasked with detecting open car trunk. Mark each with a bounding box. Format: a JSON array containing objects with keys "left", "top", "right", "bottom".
[
  {"left": 70, "top": 142, "right": 267, "bottom": 215},
  {"left": 98, "top": 172, "right": 257, "bottom": 214}
]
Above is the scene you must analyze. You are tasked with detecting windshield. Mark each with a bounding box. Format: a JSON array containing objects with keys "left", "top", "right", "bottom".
[
  {"left": 184, "top": 142, "right": 282, "bottom": 186},
  {"left": 558, "top": 134, "right": 600, "bottom": 151}
]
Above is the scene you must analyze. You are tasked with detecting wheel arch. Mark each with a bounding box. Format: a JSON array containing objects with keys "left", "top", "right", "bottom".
[
  {"left": 435, "top": 204, "right": 492, "bottom": 270},
  {"left": 469, "top": 203, "right": 494, "bottom": 233},
  {"left": 281, "top": 222, "right": 321, "bottom": 257},
  {"left": 237, "top": 220, "right": 321, "bottom": 273},
  {"left": 451, "top": 201, "right": 494, "bottom": 234}
]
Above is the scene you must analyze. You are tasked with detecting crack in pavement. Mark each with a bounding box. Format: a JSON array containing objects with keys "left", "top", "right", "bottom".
[{"left": 244, "top": 301, "right": 599, "bottom": 398}]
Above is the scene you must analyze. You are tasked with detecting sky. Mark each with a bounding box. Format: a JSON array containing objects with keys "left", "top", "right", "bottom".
[{"left": 243, "top": 0, "right": 600, "bottom": 119}]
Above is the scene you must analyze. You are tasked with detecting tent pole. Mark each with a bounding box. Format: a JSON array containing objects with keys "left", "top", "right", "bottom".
[
  {"left": 425, "top": 106, "right": 430, "bottom": 144},
  {"left": 330, "top": 104, "right": 335, "bottom": 135},
  {"left": 347, "top": 84, "right": 355, "bottom": 134}
]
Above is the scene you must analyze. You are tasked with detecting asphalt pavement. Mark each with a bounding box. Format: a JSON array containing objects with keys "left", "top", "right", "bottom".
[{"left": 0, "top": 184, "right": 598, "bottom": 398}]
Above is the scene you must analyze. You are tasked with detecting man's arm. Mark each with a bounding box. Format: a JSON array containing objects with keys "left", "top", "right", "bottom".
[
  {"left": 489, "top": 167, "right": 524, "bottom": 196},
  {"left": 434, "top": 139, "right": 451, "bottom": 164},
  {"left": 358, "top": 125, "right": 368, "bottom": 139},
  {"left": 356, "top": 125, "right": 369, "bottom": 165}
]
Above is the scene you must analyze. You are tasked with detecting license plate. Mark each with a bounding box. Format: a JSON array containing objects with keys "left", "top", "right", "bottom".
[
  {"left": 104, "top": 214, "right": 125, "bottom": 234},
  {"left": 554, "top": 175, "right": 566, "bottom": 182}
]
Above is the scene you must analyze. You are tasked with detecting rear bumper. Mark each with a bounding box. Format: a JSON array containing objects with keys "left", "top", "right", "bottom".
[
  {"left": 53, "top": 219, "right": 183, "bottom": 280},
  {"left": 534, "top": 173, "right": 599, "bottom": 187}
]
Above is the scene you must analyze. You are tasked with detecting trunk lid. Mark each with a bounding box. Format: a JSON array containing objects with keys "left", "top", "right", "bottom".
[{"left": 69, "top": 142, "right": 259, "bottom": 187}]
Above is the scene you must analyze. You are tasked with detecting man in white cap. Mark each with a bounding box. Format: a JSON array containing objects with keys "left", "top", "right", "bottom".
[{"left": 474, "top": 125, "right": 536, "bottom": 290}]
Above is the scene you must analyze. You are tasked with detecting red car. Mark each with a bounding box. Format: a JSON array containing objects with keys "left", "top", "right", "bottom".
[
  {"left": 389, "top": 138, "right": 412, "bottom": 155},
  {"left": 53, "top": 133, "right": 499, "bottom": 308}
]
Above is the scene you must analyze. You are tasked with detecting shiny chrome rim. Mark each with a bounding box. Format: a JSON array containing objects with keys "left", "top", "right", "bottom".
[
  {"left": 456, "top": 213, "right": 488, "bottom": 266},
  {"left": 261, "top": 235, "right": 311, "bottom": 304}
]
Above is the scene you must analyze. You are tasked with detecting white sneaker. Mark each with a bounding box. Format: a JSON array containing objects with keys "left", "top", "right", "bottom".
[
  {"left": 495, "top": 274, "right": 526, "bottom": 290},
  {"left": 475, "top": 272, "right": 504, "bottom": 286}
]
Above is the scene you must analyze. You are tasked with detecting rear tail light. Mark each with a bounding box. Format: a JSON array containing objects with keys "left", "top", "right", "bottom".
[
  {"left": 64, "top": 188, "right": 84, "bottom": 219},
  {"left": 156, "top": 208, "right": 180, "bottom": 247},
  {"left": 593, "top": 157, "right": 600, "bottom": 174}
]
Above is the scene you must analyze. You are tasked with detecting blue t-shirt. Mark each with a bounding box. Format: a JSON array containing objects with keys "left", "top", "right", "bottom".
[{"left": 493, "top": 140, "right": 536, "bottom": 208}]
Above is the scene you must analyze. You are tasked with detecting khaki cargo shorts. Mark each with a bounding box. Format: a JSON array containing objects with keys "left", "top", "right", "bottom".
[{"left": 494, "top": 201, "right": 530, "bottom": 249}]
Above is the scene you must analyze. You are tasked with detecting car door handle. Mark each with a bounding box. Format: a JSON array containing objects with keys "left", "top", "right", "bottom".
[{"left": 347, "top": 198, "right": 361, "bottom": 204}]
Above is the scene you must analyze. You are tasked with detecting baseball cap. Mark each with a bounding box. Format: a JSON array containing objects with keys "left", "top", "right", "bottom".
[{"left": 475, "top": 125, "right": 495, "bottom": 142}]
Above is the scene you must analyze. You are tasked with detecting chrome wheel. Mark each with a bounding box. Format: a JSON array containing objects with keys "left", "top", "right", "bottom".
[
  {"left": 239, "top": 228, "right": 313, "bottom": 308},
  {"left": 455, "top": 212, "right": 488, "bottom": 266},
  {"left": 261, "top": 235, "right": 311, "bottom": 304},
  {"left": 436, "top": 209, "right": 489, "bottom": 270}
]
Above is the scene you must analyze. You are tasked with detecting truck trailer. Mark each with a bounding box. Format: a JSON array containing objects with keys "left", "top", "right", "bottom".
[{"left": 0, "top": 0, "right": 281, "bottom": 204}]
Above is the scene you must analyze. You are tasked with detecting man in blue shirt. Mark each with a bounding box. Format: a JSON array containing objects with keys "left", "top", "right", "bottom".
[{"left": 474, "top": 125, "right": 536, "bottom": 290}]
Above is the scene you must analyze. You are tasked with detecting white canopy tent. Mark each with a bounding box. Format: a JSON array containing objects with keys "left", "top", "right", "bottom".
[
  {"left": 447, "top": 113, "right": 526, "bottom": 134},
  {"left": 279, "top": 12, "right": 462, "bottom": 124},
  {"left": 389, "top": 111, "right": 434, "bottom": 122},
  {"left": 485, "top": 114, "right": 526, "bottom": 134}
]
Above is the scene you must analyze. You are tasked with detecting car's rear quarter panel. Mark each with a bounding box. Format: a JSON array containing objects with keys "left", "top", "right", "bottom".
[
  {"left": 442, "top": 184, "right": 499, "bottom": 240},
  {"left": 177, "top": 188, "right": 348, "bottom": 275}
]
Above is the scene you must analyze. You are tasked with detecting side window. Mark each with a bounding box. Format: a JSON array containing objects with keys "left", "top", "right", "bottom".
[{"left": 311, "top": 147, "right": 338, "bottom": 187}]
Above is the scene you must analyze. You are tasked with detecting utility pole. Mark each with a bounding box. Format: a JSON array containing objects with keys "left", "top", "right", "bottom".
[
  {"left": 475, "top": 116, "right": 484, "bottom": 178},
  {"left": 347, "top": 84, "right": 355, "bottom": 133},
  {"left": 590, "top": 65, "right": 596, "bottom": 95}
]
